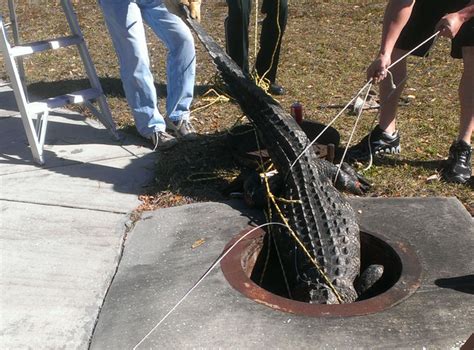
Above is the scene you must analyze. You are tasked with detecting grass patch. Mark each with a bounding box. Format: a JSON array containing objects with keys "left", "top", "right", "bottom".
[{"left": 1, "top": 0, "right": 472, "bottom": 214}]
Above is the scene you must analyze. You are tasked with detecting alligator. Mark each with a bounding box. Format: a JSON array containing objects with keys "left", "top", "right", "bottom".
[{"left": 182, "top": 10, "right": 380, "bottom": 304}]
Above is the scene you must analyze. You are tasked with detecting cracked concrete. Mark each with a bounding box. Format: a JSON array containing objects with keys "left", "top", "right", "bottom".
[
  {"left": 2, "top": 82, "right": 473, "bottom": 349},
  {"left": 0, "top": 83, "right": 156, "bottom": 349}
]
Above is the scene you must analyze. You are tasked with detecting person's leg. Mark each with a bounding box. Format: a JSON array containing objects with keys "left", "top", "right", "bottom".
[
  {"left": 346, "top": 49, "right": 406, "bottom": 161},
  {"left": 99, "top": 0, "right": 165, "bottom": 137},
  {"left": 255, "top": 0, "right": 288, "bottom": 84},
  {"left": 378, "top": 48, "right": 408, "bottom": 134},
  {"left": 225, "top": 0, "right": 251, "bottom": 74},
  {"left": 458, "top": 47, "right": 474, "bottom": 143},
  {"left": 347, "top": 0, "right": 439, "bottom": 162},
  {"left": 140, "top": 0, "right": 195, "bottom": 124},
  {"left": 441, "top": 46, "right": 474, "bottom": 183},
  {"left": 441, "top": 13, "right": 474, "bottom": 183}
]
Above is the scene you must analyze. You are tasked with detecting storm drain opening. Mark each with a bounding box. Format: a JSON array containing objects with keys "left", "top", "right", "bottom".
[{"left": 221, "top": 228, "right": 422, "bottom": 317}]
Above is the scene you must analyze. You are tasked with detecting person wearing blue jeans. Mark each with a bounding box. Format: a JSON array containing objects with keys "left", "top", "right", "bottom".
[{"left": 99, "top": 0, "right": 201, "bottom": 149}]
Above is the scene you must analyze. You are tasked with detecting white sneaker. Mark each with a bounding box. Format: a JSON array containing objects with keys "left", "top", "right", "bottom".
[
  {"left": 167, "top": 119, "right": 198, "bottom": 140},
  {"left": 149, "top": 130, "right": 178, "bottom": 151}
]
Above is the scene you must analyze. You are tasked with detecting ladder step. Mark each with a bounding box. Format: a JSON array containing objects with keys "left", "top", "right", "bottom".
[
  {"left": 27, "top": 88, "right": 102, "bottom": 114},
  {"left": 10, "top": 35, "right": 83, "bottom": 57}
]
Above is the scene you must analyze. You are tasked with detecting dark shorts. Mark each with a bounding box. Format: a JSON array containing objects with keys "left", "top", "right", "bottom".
[{"left": 396, "top": 0, "right": 474, "bottom": 59}]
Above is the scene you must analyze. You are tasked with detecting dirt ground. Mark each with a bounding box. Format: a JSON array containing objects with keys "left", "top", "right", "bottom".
[{"left": 1, "top": 0, "right": 472, "bottom": 214}]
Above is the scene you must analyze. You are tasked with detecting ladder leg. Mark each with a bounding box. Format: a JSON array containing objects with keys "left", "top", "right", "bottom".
[
  {"left": 36, "top": 110, "right": 49, "bottom": 150},
  {"left": 61, "top": 0, "right": 118, "bottom": 138},
  {"left": 0, "top": 15, "right": 44, "bottom": 164},
  {"left": 7, "top": 0, "right": 27, "bottom": 96}
]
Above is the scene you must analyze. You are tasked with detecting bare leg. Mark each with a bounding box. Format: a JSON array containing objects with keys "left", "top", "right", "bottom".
[
  {"left": 458, "top": 47, "right": 474, "bottom": 144},
  {"left": 378, "top": 48, "right": 409, "bottom": 134}
]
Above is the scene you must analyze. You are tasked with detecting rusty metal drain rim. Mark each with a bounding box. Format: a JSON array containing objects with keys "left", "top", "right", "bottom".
[{"left": 220, "top": 227, "right": 422, "bottom": 317}]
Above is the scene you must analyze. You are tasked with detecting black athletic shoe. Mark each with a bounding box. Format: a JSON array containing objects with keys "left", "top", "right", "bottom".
[
  {"left": 441, "top": 140, "right": 472, "bottom": 184},
  {"left": 347, "top": 125, "right": 401, "bottom": 162},
  {"left": 269, "top": 83, "right": 286, "bottom": 96}
]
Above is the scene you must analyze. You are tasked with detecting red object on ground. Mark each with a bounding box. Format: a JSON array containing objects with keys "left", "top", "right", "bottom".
[{"left": 290, "top": 102, "right": 303, "bottom": 125}]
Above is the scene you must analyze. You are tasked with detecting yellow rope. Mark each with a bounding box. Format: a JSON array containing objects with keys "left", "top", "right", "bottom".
[
  {"left": 254, "top": 0, "right": 259, "bottom": 61},
  {"left": 262, "top": 175, "right": 344, "bottom": 304},
  {"left": 255, "top": 0, "right": 283, "bottom": 90},
  {"left": 190, "top": 88, "right": 230, "bottom": 115},
  {"left": 186, "top": 172, "right": 220, "bottom": 182},
  {"left": 251, "top": 112, "right": 343, "bottom": 304},
  {"left": 273, "top": 196, "right": 302, "bottom": 205},
  {"left": 254, "top": 128, "right": 292, "bottom": 298}
]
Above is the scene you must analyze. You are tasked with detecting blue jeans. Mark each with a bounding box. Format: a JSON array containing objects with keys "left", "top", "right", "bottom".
[{"left": 99, "top": 0, "right": 196, "bottom": 137}]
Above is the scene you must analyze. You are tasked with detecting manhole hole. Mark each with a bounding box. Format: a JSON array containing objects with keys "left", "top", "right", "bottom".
[{"left": 221, "top": 227, "right": 421, "bottom": 317}]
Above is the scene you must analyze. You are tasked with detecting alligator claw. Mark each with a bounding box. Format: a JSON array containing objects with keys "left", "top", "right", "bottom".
[{"left": 335, "top": 162, "right": 372, "bottom": 195}]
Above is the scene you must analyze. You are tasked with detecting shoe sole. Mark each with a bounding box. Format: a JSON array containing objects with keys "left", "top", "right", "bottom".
[
  {"left": 164, "top": 118, "right": 197, "bottom": 140},
  {"left": 349, "top": 145, "right": 401, "bottom": 162},
  {"left": 441, "top": 173, "right": 471, "bottom": 184},
  {"left": 155, "top": 139, "right": 178, "bottom": 151},
  {"left": 374, "top": 145, "right": 401, "bottom": 156}
]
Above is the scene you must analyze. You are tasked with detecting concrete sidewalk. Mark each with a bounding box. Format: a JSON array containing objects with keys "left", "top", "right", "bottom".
[
  {"left": 2, "top": 82, "right": 473, "bottom": 349},
  {"left": 91, "top": 199, "right": 474, "bottom": 349},
  {"left": 0, "top": 84, "right": 156, "bottom": 348}
]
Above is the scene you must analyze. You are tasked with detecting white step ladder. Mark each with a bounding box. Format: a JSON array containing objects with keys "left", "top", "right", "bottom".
[{"left": 0, "top": 0, "right": 118, "bottom": 165}]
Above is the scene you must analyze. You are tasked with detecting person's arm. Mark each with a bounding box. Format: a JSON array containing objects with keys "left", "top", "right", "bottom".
[
  {"left": 367, "top": 0, "right": 415, "bottom": 83},
  {"left": 436, "top": 0, "right": 474, "bottom": 39}
]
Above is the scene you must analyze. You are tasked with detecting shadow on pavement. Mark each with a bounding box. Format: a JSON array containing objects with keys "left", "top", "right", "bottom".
[
  {"left": 435, "top": 275, "right": 474, "bottom": 295},
  {"left": 0, "top": 114, "right": 156, "bottom": 196}
]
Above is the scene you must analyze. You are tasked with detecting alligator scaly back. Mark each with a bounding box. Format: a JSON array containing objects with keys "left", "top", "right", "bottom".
[{"left": 183, "top": 11, "right": 364, "bottom": 303}]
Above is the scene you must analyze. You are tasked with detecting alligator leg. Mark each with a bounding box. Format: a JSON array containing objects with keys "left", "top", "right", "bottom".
[{"left": 355, "top": 264, "right": 384, "bottom": 298}]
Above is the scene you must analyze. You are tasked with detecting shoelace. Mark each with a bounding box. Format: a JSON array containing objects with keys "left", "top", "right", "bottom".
[
  {"left": 453, "top": 149, "right": 471, "bottom": 163},
  {"left": 152, "top": 131, "right": 159, "bottom": 151}
]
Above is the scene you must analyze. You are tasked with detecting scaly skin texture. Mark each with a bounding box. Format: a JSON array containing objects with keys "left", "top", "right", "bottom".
[{"left": 184, "top": 11, "right": 364, "bottom": 303}]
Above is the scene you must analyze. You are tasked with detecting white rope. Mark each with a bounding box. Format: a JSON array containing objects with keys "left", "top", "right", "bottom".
[
  {"left": 133, "top": 30, "right": 443, "bottom": 350},
  {"left": 362, "top": 31, "right": 440, "bottom": 171},
  {"left": 132, "top": 222, "right": 288, "bottom": 349},
  {"left": 334, "top": 82, "right": 373, "bottom": 183},
  {"left": 289, "top": 31, "right": 440, "bottom": 173},
  {"left": 289, "top": 79, "right": 373, "bottom": 171},
  {"left": 387, "top": 31, "right": 440, "bottom": 71}
]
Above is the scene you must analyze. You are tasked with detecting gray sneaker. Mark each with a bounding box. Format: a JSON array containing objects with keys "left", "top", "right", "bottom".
[
  {"left": 167, "top": 119, "right": 198, "bottom": 140},
  {"left": 149, "top": 130, "right": 178, "bottom": 150}
]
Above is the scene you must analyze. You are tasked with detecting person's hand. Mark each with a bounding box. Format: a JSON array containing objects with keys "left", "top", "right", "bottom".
[
  {"left": 435, "top": 12, "right": 463, "bottom": 39},
  {"left": 164, "top": 0, "right": 201, "bottom": 22},
  {"left": 181, "top": 0, "right": 201, "bottom": 22},
  {"left": 366, "top": 53, "right": 391, "bottom": 84}
]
